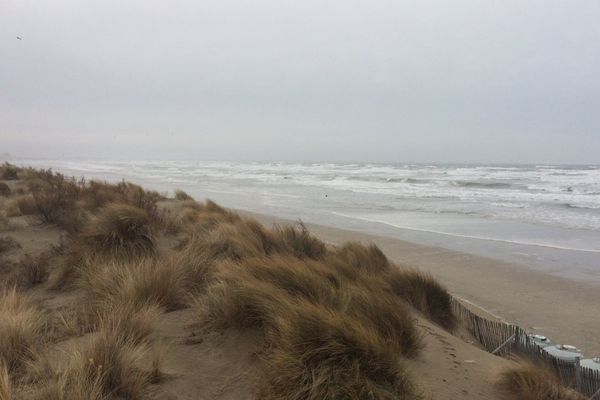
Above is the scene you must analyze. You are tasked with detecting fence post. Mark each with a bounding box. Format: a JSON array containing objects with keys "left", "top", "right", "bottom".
[{"left": 575, "top": 357, "right": 582, "bottom": 392}]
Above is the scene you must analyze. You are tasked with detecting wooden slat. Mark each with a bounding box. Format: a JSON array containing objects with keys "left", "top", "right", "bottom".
[{"left": 450, "top": 298, "right": 600, "bottom": 396}]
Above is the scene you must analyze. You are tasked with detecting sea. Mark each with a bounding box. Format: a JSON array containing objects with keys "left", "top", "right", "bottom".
[{"left": 16, "top": 160, "right": 600, "bottom": 284}]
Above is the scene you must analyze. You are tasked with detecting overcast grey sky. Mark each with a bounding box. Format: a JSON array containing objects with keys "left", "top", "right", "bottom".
[{"left": 1, "top": 0, "right": 599, "bottom": 163}]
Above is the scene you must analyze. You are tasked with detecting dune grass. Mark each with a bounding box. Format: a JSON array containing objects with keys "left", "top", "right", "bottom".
[
  {"left": 0, "top": 166, "right": 468, "bottom": 400},
  {"left": 78, "top": 204, "right": 156, "bottom": 260},
  {"left": 174, "top": 189, "right": 193, "bottom": 201},
  {"left": 51, "top": 204, "right": 157, "bottom": 288},
  {"left": 0, "top": 360, "right": 10, "bottom": 400},
  {"left": 0, "top": 183, "right": 10, "bottom": 197},
  {"left": 497, "top": 361, "right": 585, "bottom": 400},
  {"left": 0, "top": 163, "right": 18, "bottom": 180},
  {"left": 198, "top": 250, "right": 424, "bottom": 399},
  {"left": 0, "top": 288, "right": 46, "bottom": 374},
  {"left": 0, "top": 236, "right": 20, "bottom": 255},
  {"left": 79, "top": 258, "right": 187, "bottom": 314},
  {"left": 387, "top": 269, "right": 457, "bottom": 330}
]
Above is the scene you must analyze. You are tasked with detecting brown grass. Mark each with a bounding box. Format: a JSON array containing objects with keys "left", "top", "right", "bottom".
[
  {"left": 0, "top": 183, "right": 10, "bottom": 197},
  {"left": 0, "top": 236, "right": 20, "bottom": 255},
  {"left": 32, "top": 303, "right": 162, "bottom": 400},
  {"left": 497, "top": 361, "right": 585, "bottom": 400},
  {"left": 78, "top": 204, "right": 156, "bottom": 260},
  {"left": 0, "top": 360, "right": 10, "bottom": 400},
  {"left": 387, "top": 269, "right": 457, "bottom": 331},
  {"left": 174, "top": 189, "right": 193, "bottom": 201},
  {"left": 3, "top": 194, "right": 36, "bottom": 217},
  {"left": 258, "top": 304, "right": 419, "bottom": 399},
  {"left": 62, "top": 331, "right": 151, "bottom": 399},
  {"left": 0, "top": 163, "right": 18, "bottom": 180},
  {"left": 2, "top": 167, "right": 164, "bottom": 232},
  {"left": 51, "top": 204, "right": 157, "bottom": 288},
  {"left": 79, "top": 258, "right": 187, "bottom": 313},
  {"left": 198, "top": 253, "right": 423, "bottom": 399},
  {"left": 0, "top": 288, "right": 46, "bottom": 374},
  {"left": 14, "top": 253, "right": 50, "bottom": 288},
  {"left": 274, "top": 222, "right": 327, "bottom": 260},
  {"left": 0, "top": 169, "right": 463, "bottom": 399}
]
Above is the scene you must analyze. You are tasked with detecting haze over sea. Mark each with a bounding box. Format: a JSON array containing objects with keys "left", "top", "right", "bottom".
[{"left": 19, "top": 159, "right": 600, "bottom": 283}]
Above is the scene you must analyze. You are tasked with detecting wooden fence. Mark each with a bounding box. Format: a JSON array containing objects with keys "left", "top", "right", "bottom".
[{"left": 451, "top": 298, "right": 600, "bottom": 398}]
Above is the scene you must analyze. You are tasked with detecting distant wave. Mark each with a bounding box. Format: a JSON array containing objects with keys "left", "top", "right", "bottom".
[
  {"left": 559, "top": 203, "right": 600, "bottom": 211},
  {"left": 345, "top": 176, "right": 423, "bottom": 184},
  {"left": 451, "top": 181, "right": 513, "bottom": 189}
]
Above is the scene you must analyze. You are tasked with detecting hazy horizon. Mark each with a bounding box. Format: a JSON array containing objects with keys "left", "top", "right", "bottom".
[{"left": 2, "top": 0, "right": 600, "bottom": 164}]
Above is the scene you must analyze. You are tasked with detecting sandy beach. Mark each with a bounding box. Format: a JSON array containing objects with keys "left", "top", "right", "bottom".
[
  {"left": 3, "top": 164, "right": 597, "bottom": 399},
  {"left": 246, "top": 210, "right": 600, "bottom": 356}
]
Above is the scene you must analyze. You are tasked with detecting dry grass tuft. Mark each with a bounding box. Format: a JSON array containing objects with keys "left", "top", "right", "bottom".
[
  {"left": 335, "top": 241, "right": 390, "bottom": 273},
  {"left": 0, "top": 164, "right": 18, "bottom": 180},
  {"left": 497, "top": 361, "right": 585, "bottom": 400},
  {"left": 35, "top": 307, "right": 162, "bottom": 400},
  {"left": 198, "top": 253, "right": 422, "bottom": 399},
  {"left": 63, "top": 330, "right": 151, "bottom": 399},
  {"left": 79, "top": 258, "right": 187, "bottom": 313},
  {"left": 258, "top": 304, "right": 420, "bottom": 400},
  {"left": 14, "top": 253, "right": 50, "bottom": 288},
  {"left": 0, "top": 288, "right": 46, "bottom": 374},
  {"left": 0, "top": 360, "right": 10, "bottom": 400},
  {"left": 3, "top": 194, "right": 36, "bottom": 217},
  {"left": 274, "top": 222, "right": 327, "bottom": 260},
  {"left": 77, "top": 204, "right": 156, "bottom": 260},
  {"left": 0, "top": 236, "right": 20, "bottom": 255},
  {"left": 52, "top": 204, "right": 157, "bottom": 288},
  {"left": 387, "top": 269, "right": 457, "bottom": 331},
  {"left": 0, "top": 183, "right": 10, "bottom": 197},
  {"left": 174, "top": 189, "right": 193, "bottom": 201}
]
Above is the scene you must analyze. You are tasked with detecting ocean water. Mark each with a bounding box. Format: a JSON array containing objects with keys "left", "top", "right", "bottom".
[{"left": 18, "top": 160, "right": 600, "bottom": 283}]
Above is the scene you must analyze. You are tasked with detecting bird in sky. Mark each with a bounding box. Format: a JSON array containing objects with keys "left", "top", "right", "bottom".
[{"left": 16, "top": 36, "right": 22, "bottom": 40}]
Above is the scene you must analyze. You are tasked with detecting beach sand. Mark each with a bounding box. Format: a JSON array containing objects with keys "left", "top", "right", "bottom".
[{"left": 245, "top": 210, "right": 600, "bottom": 357}]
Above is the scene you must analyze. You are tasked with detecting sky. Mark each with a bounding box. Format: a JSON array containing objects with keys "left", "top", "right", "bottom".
[{"left": 1, "top": 0, "right": 600, "bottom": 163}]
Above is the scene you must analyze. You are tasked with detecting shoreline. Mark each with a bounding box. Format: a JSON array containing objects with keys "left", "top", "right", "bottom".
[
  {"left": 242, "top": 209, "right": 600, "bottom": 356},
  {"left": 6, "top": 162, "right": 598, "bottom": 354}
]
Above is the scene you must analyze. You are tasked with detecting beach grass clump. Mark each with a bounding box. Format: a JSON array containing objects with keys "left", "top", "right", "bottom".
[
  {"left": 0, "top": 183, "right": 10, "bottom": 197},
  {"left": 387, "top": 269, "right": 457, "bottom": 331},
  {"left": 274, "top": 222, "right": 327, "bottom": 260},
  {"left": 258, "top": 304, "right": 420, "bottom": 400},
  {"left": 50, "top": 203, "right": 157, "bottom": 289},
  {"left": 198, "top": 252, "right": 422, "bottom": 399},
  {"left": 0, "top": 236, "right": 20, "bottom": 255},
  {"left": 13, "top": 253, "right": 50, "bottom": 289},
  {"left": 79, "top": 258, "right": 187, "bottom": 313},
  {"left": 36, "top": 305, "right": 162, "bottom": 400},
  {"left": 26, "top": 170, "right": 83, "bottom": 229},
  {"left": 0, "top": 163, "right": 19, "bottom": 180},
  {"left": 0, "top": 288, "right": 46, "bottom": 374},
  {"left": 335, "top": 241, "right": 391, "bottom": 273},
  {"left": 61, "top": 329, "right": 152, "bottom": 400},
  {"left": 0, "top": 360, "right": 10, "bottom": 400},
  {"left": 174, "top": 189, "right": 193, "bottom": 201},
  {"left": 3, "top": 194, "right": 36, "bottom": 217},
  {"left": 76, "top": 203, "right": 156, "bottom": 260},
  {"left": 497, "top": 361, "right": 585, "bottom": 400}
]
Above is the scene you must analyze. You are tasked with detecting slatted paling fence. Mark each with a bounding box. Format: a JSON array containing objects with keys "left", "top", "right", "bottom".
[{"left": 451, "top": 298, "right": 600, "bottom": 398}]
